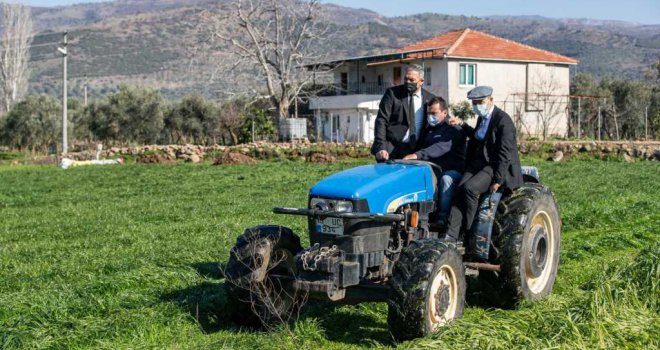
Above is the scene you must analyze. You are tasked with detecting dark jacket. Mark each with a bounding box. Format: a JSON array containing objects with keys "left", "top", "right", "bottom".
[
  {"left": 414, "top": 121, "right": 466, "bottom": 173},
  {"left": 371, "top": 85, "right": 435, "bottom": 159},
  {"left": 461, "top": 106, "right": 523, "bottom": 190}
]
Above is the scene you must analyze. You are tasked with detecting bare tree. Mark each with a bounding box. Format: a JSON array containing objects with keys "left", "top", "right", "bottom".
[
  {"left": 513, "top": 99, "right": 533, "bottom": 138},
  {"left": 201, "top": 0, "right": 333, "bottom": 119},
  {"left": 0, "top": 4, "right": 32, "bottom": 112},
  {"left": 219, "top": 99, "right": 244, "bottom": 145},
  {"left": 529, "top": 71, "right": 567, "bottom": 140}
]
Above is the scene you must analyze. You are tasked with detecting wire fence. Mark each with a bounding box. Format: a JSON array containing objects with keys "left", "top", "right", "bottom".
[{"left": 498, "top": 93, "right": 655, "bottom": 141}]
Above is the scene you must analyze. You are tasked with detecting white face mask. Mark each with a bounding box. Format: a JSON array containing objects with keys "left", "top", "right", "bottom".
[
  {"left": 472, "top": 103, "right": 490, "bottom": 117},
  {"left": 427, "top": 114, "right": 440, "bottom": 127}
]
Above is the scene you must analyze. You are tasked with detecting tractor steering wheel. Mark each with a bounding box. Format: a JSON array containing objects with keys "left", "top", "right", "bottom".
[{"left": 387, "top": 159, "right": 443, "bottom": 174}]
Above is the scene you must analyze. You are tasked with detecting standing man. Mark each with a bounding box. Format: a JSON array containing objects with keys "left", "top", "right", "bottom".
[
  {"left": 403, "top": 96, "right": 466, "bottom": 222},
  {"left": 371, "top": 64, "right": 435, "bottom": 161},
  {"left": 446, "top": 86, "right": 523, "bottom": 242}
]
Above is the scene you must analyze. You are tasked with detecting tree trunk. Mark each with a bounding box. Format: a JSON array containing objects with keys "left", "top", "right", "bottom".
[
  {"left": 0, "top": 4, "right": 32, "bottom": 112},
  {"left": 228, "top": 129, "right": 238, "bottom": 145},
  {"left": 278, "top": 96, "right": 290, "bottom": 119}
]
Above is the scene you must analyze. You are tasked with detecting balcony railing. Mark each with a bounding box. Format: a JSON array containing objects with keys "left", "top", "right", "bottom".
[{"left": 313, "top": 82, "right": 394, "bottom": 97}]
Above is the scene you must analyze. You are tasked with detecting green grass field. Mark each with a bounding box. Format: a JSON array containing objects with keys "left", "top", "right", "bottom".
[{"left": 1, "top": 159, "right": 658, "bottom": 349}]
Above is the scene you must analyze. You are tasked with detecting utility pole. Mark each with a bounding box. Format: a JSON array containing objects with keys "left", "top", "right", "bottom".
[{"left": 58, "top": 32, "right": 68, "bottom": 155}]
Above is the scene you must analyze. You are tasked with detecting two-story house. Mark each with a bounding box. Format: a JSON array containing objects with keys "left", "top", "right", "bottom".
[{"left": 309, "top": 28, "right": 578, "bottom": 142}]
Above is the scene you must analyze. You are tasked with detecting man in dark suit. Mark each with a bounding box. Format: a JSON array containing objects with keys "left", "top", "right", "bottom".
[
  {"left": 371, "top": 64, "right": 436, "bottom": 161},
  {"left": 402, "top": 96, "right": 467, "bottom": 221},
  {"left": 446, "top": 86, "right": 523, "bottom": 241}
]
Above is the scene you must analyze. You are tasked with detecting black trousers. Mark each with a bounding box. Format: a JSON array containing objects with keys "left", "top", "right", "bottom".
[{"left": 446, "top": 164, "right": 494, "bottom": 239}]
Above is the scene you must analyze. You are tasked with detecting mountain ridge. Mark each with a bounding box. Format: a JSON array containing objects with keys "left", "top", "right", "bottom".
[{"left": 21, "top": 0, "right": 659, "bottom": 100}]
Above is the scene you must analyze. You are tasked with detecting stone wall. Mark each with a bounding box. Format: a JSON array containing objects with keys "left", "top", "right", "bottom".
[
  {"left": 64, "top": 141, "right": 660, "bottom": 163},
  {"left": 520, "top": 141, "right": 660, "bottom": 162}
]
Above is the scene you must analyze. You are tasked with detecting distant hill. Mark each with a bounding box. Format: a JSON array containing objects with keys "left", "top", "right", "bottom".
[{"left": 23, "top": 0, "right": 660, "bottom": 100}]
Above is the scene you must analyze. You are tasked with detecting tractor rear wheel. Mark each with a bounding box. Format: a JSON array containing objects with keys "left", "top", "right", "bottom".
[
  {"left": 387, "top": 239, "right": 466, "bottom": 341},
  {"left": 493, "top": 184, "right": 561, "bottom": 307},
  {"left": 223, "top": 225, "right": 302, "bottom": 328}
]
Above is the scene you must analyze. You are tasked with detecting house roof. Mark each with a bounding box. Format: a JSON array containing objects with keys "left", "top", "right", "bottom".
[
  {"left": 400, "top": 28, "right": 578, "bottom": 64},
  {"left": 310, "top": 28, "right": 578, "bottom": 67}
]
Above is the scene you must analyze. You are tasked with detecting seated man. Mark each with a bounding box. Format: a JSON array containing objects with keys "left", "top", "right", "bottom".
[
  {"left": 445, "top": 86, "right": 523, "bottom": 242},
  {"left": 403, "top": 96, "right": 466, "bottom": 222}
]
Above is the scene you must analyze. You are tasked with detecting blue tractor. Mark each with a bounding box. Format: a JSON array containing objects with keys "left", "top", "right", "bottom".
[{"left": 224, "top": 160, "right": 561, "bottom": 341}]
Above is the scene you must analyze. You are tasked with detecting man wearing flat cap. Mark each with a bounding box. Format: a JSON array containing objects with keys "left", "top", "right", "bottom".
[
  {"left": 371, "top": 64, "right": 435, "bottom": 161},
  {"left": 446, "top": 86, "right": 523, "bottom": 241}
]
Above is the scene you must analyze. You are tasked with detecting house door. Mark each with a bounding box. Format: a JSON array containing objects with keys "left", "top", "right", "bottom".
[
  {"left": 340, "top": 72, "right": 348, "bottom": 95},
  {"left": 393, "top": 67, "right": 401, "bottom": 85}
]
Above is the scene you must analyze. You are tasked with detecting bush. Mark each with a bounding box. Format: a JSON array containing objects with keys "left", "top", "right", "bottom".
[
  {"left": 0, "top": 95, "right": 61, "bottom": 152},
  {"left": 87, "top": 85, "right": 165, "bottom": 145},
  {"left": 164, "top": 94, "right": 220, "bottom": 145}
]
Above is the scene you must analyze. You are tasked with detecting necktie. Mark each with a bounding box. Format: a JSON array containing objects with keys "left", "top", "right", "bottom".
[{"left": 408, "top": 94, "right": 416, "bottom": 146}]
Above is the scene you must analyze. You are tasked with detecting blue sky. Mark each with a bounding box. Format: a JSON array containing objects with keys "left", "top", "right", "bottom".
[{"left": 15, "top": 0, "right": 660, "bottom": 25}]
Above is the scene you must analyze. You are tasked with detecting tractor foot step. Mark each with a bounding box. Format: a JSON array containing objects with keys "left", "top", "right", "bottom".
[{"left": 465, "top": 267, "right": 479, "bottom": 276}]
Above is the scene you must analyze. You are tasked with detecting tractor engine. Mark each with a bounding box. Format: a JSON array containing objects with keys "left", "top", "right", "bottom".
[{"left": 278, "top": 162, "right": 437, "bottom": 301}]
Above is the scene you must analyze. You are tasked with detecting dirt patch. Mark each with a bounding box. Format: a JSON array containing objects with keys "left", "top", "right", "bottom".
[
  {"left": 31, "top": 156, "right": 58, "bottom": 165},
  {"left": 306, "top": 153, "right": 336, "bottom": 163},
  {"left": 137, "top": 154, "right": 177, "bottom": 164},
  {"left": 214, "top": 152, "right": 258, "bottom": 165}
]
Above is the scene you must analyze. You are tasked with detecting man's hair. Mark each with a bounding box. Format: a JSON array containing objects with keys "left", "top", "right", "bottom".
[
  {"left": 428, "top": 96, "right": 448, "bottom": 111},
  {"left": 406, "top": 64, "right": 425, "bottom": 80}
]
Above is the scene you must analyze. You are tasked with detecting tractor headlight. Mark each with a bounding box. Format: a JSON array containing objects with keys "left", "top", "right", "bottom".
[
  {"left": 333, "top": 200, "right": 354, "bottom": 213},
  {"left": 310, "top": 198, "right": 354, "bottom": 212}
]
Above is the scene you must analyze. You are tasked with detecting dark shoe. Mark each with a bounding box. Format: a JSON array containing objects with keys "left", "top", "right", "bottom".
[{"left": 435, "top": 215, "right": 448, "bottom": 227}]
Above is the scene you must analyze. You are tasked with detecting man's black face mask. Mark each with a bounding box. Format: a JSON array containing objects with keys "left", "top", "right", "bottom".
[{"left": 406, "top": 81, "right": 417, "bottom": 94}]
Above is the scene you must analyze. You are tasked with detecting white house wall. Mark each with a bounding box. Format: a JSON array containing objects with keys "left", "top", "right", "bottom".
[
  {"left": 315, "top": 109, "right": 377, "bottom": 143},
  {"left": 319, "top": 58, "right": 572, "bottom": 141},
  {"left": 447, "top": 59, "right": 570, "bottom": 137}
]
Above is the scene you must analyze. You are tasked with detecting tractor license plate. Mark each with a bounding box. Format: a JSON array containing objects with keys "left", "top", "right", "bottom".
[{"left": 316, "top": 217, "right": 344, "bottom": 235}]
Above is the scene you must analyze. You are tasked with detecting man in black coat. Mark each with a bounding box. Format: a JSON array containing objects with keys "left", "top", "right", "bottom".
[
  {"left": 446, "top": 86, "right": 523, "bottom": 241},
  {"left": 403, "top": 96, "right": 466, "bottom": 220},
  {"left": 371, "top": 64, "right": 436, "bottom": 161}
]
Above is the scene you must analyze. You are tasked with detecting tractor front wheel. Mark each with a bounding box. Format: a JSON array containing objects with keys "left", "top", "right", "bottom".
[
  {"left": 387, "top": 239, "right": 466, "bottom": 341},
  {"left": 223, "top": 225, "right": 302, "bottom": 328}
]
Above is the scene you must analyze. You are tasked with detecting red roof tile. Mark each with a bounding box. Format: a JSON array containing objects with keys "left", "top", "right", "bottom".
[{"left": 399, "top": 28, "right": 578, "bottom": 64}]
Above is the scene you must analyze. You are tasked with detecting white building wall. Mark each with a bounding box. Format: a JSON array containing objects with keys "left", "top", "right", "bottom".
[
  {"left": 320, "top": 58, "right": 572, "bottom": 141},
  {"left": 315, "top": 109, "right": 377, "bottom": 143},
  {"left": 446, "top": 59, "right": 570, "bottom": 137}
]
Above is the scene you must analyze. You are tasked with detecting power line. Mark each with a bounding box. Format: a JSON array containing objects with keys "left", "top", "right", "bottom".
[
  {"left": 0, "top": 31, "right": 63, "bottom": 43},
  {"left": 29, "top": 55, "right": 61, "bottom": 62},
  {"left": 28, "top": 41, "right": 61, "bottom": 49}
]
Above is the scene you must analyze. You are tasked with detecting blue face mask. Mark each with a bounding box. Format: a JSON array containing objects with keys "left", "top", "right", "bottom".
[
  {"left": 473, "top": 104, "right": 489, "bottom": 118},
  {"left": 427, "top": 114, "right": 440, "bottom": 127}
]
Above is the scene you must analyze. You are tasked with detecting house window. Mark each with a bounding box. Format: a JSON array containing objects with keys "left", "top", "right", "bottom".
[
  {"left": 361, "top": 75, "right": 365, "bottom": 83},
  {"left": 377, "top": 74, "right": 383, "bottom": 86},
  {"left": 425, "top": 67, "right": 432, "bottom": 86},
  {"left": 459, "top": 63, "right": 476, "bottom": 86}
]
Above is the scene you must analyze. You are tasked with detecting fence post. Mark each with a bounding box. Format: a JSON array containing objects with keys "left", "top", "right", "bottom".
[
  {"left": 646, "top": 106, "right": 649, "bottom": 140},
  {"left": 577, "top": 97, "right": 581, "bottom": 139},
  {"left": 597, "top": 105, "right": 601, "bottom": 141}
]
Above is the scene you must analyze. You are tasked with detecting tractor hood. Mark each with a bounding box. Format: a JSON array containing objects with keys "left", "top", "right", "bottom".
[{"left": 309, "top": 163, "right": 435, "bottom": 214}]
